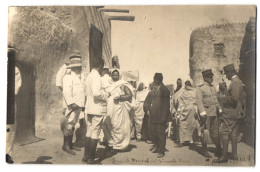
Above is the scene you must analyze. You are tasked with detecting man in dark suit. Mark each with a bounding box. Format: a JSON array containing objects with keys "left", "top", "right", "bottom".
[
  {"left": 144, "top": 73, "right": 170, "bottom": 158},
  {"left": 213, "top": 64, "right": 244, "bottom": 163}
]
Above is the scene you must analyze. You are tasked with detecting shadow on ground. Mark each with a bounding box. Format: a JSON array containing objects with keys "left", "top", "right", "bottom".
[{"left": 22, "top": 156, "right": 53, "bottom": 164}]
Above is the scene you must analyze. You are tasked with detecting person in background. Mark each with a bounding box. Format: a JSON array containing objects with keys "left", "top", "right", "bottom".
[
  {"left": 144, "top": 73, "right": 170, "bottom": 158},
  {"left": 171, "top": 78, "right": 183, "bottom": 145},
  {"left": 6, "top": 44, "right": 22, "bottom": 164},
  {"left": 127, "top": 79, "right": 137, "bottom": 140},
  {"left": 103, "top": 69, "right": 134, "bottom": 151},
  {"left": 133, "top": 82, "right": 149, "bottom": 141},
  {"left": 112, "top": 55, "right": 120, "bottom": 69},
  {"left": 60, "top": 53, "right": 85, "bottom": 155},
  {"left": 196, "top": 69, "right": 222, "bottom": 158},
  {"left": 82, "top": 59, "right": 109, "bottom": 164},
  {"left": 141, "top": 82, "right": 156, "bottom": 144},
  {"left": 175, "top": 78, "right": 182, "bottom": 93},
  {"left": 174, "top": 80, "right": 198, "bottom": 147},
  {"left": 213, "top": 64, "right": 244, "bottom": 163},
  {"left": 99, "top": 65, "right": 112, "bottom": 144}
]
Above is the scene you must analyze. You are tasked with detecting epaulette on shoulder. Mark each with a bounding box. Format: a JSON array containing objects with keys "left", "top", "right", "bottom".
[{"left": 198, "top": 84, "right": 204, "bottom": 87}]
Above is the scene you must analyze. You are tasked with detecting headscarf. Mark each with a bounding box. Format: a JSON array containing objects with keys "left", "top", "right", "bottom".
[{"left": 110, "top": 68, "right": 122, "bottom": 82}]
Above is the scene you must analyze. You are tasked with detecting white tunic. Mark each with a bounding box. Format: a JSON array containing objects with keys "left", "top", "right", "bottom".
[
  {"left": 85, "top": 69, "right": 108, "bottom": 115},
  {"left": 63, "top": 71, "right": 85, "bottom": 107}
]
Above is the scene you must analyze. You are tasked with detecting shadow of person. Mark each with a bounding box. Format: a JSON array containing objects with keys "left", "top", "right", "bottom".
[
  {"left": 22, "top": 156, "right": 53, "bottom": 164},
  {"left": 117, "top": 144, "right": 137, "bottom": 153},
  {"left": 73, "top": 118, "right": 87, "bottom": 148},
  {"left": 207, "top": 146, "right": 218, "bottom": 155},
  {"left": 188, "top": 143, "right": 211, "bottom": 158},
  {"left": 94, "top": 148, "right": 118, "bottom": 164}
]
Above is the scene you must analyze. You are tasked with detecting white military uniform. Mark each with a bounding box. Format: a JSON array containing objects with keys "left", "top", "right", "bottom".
[
  {"left": 85, "top": 69, "right": 109, "bottom": 139},
  {"left": 61, "top": 71, "right": 85, "bottom": 136},
  {"left": 56, "top": 64, "right": 71, "bottom": 109},
  {"left": 6, "top": 67, "right": 22, "bottom": 157}
]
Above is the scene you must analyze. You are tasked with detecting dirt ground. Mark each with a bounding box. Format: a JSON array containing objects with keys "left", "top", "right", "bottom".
[{"left": 12, "top": 134, "right": 254, "bottom": 166}]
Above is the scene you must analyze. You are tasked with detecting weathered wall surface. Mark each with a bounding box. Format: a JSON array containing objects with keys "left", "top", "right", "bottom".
[
  {"left": 189, "top": 18, "right": 256, "bottom": 146},
  {"left": 238, "top": 17, "right": 256, "bottom": 146},
  {"left": 189, "top": 23, "right": 247, "bottom": 86},
  {"left": 8, "top": 6, "right": 112, "bottom": 142}
]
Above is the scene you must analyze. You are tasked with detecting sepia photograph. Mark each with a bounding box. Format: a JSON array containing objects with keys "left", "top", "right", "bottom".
[{"left": 4, "top": 4, "right": 256, "bottom": 167}]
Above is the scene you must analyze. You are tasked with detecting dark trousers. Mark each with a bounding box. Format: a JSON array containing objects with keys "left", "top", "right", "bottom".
[
  {"left": 141, "top": 114, "right": 151, "bottom": 141},
  {"left": 172, "top": 117, "right": 180, "bottom": 142},
  {"left": 150, "top": 122, "right": 167, "bottom": 153}
]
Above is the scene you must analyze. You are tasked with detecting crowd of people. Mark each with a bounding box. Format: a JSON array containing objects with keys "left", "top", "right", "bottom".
[
  {"left": 6, "top": 46, "right": 245, "bottom": 164},
  {"left": 54, "top": 50, "right": 245, "bottom": 164}
]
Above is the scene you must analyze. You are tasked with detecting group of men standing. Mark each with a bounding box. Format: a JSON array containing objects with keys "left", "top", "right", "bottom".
[
  {"left": 7, "top": 46, "right": 245, "bottom": 164},
  {"left": 170, "top": 65, "right": 244, "bottom": 163},
  {"left": 56, "top": 48, "right": 244, "bottom": 163},
  {"left": 56, "top": 51, "right": 124, "bottom": 164}
]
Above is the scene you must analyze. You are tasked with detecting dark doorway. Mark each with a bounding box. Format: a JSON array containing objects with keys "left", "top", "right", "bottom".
[
  {"left": 89, "top": 24, "right": 103, "bottom": 71},
  {"left": 15, "top": 60, "right": 39, "bottom": 145}
]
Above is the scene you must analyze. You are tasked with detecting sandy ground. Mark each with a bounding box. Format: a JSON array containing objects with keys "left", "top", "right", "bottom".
[{"left": 12, "top": 134, "right": 254, "bottom": 166}]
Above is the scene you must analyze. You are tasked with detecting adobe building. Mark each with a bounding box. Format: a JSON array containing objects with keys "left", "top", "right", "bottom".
[
  {"left": 189, "top": 22, "right": 247, "bottom": 86},
  {"left": 8, "top": 6, "right": 134, "bottom": 144},
  {"left": 189, "top": 17, "right": 256, "bottom": 146}
]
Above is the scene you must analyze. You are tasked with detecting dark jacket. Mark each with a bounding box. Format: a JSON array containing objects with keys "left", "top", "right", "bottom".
[
  {"left": 143, "top": 83, "right": 170, "bottom": 124},
  {"left": 222, "top": 76, "right": 244, "bottom": 119}
]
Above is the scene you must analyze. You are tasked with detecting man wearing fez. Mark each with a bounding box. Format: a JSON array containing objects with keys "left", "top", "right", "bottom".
[
  {"left": 144, "top": 73, "right": 170, "bottom": 158},
  {"left": 196, "top": 69, "right": 222, "bottom": 158},
  {"left": 6, "top": 44, "right": 22, "bottom": 164},
  {"left": 60, "top": 52, "right": 85, "bottom": 155},
  {"left": 213, "top": 64, "right": 244, "bottom": 163},
  {"left": 82, "top": 58, "right": 109, "bottom": 164}
]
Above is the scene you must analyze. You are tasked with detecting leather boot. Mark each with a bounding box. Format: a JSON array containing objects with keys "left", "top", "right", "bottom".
[
  {"left": 6, "top": 154, "right": 14, "bottom": 164},
  {"left": 212, "top": 137, "right": 222, "bottom": 157},
  {"left": 69, "top": 135, "right": 80, "bottom": 151},
  {"left": 213, "top": 140, "right": 228, "bottom": 163},
  {"left": 88, "top": 139, "right": 98, "bottom": 164},
  {"left": 231, "top": 135, "right": 238, "bottom": 160},
  {"left": 63, "top": 136, "right": 76, "bottom": 155},
  {"left": 201, "top": 138, "right": 211, "bottom": 158},
  {"left": 82, "top": 137, "right": 91, "bottom": 163},
  {"left": 150, "top": 145, "right": 159, "bottom": 153}
]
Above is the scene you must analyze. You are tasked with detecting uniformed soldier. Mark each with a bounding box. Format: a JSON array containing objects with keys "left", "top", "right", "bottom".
[
  {"left": 6, "top": 44, "right": 22, "bottom": 164},
  {"left": 60, "top": 53, "right": 86, "bottom": 155},
  {"left": 56, "top": 50, "right": 83, "bottom": 113},
  {"left": 82, "top": 59, "right": 110, "bottom": 164},
  {"left": 196, "top": 69, "right": 222, "bottom": 158},
  {"left": 213, "top": 64, "right": 244, "bottom": 163}
]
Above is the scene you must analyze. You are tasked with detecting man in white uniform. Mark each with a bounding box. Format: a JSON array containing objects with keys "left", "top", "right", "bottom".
[
  {"left": 60, "top": 53, "right": 86, "bottom": 155},
  {"left": 82, "top": 59, "right": 110, "bottom": 164},
  {"left": 56, "top": 50, "right": 82, "bottom": 115}
]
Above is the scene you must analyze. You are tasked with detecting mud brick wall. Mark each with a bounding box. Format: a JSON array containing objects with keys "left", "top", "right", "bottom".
[
  {"left": 189, "top": 22, "right": 247, "bottom": 86},
  {"left": 189, "top": 18, "right": 256, "bottom": 147},
  {"left": 8, "top": 6, "right": 112, "bottom": 141}
]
